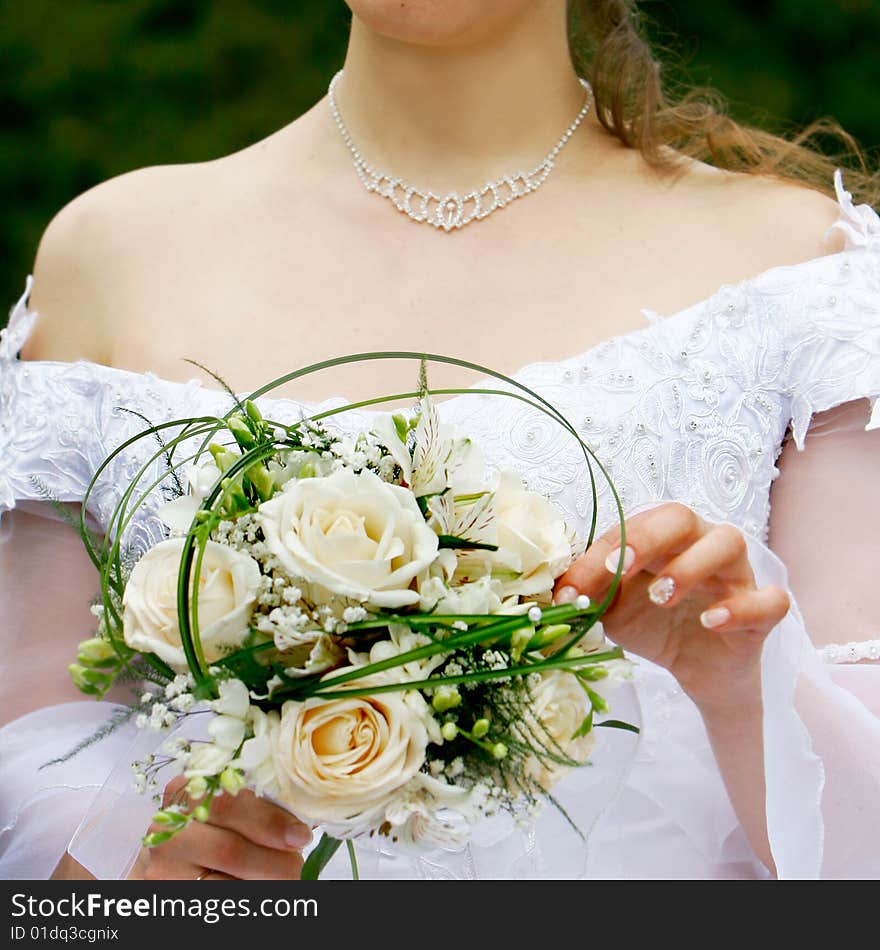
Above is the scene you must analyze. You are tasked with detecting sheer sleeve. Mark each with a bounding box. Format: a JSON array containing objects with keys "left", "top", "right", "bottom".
[
  {"left": 759, "top": 399, "right": 880, "bottom": 879},
  {"left": 0, "top": 283, "right": 141, "bottom": 879},
  {"left": 757, "top": 174, "right": 880, "bottom": 878},
  {"left": 0, "top": 503, "right": 141, "bottom": 879}
]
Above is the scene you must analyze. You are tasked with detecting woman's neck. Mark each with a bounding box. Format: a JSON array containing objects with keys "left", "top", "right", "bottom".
[{"left": 334, "top": 5, "right": 589, "bottom": 191}]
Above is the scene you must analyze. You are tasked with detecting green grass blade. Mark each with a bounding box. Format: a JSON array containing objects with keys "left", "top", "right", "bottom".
[{"left": 300, "top": 834, "right": 343, "bottom": 881}]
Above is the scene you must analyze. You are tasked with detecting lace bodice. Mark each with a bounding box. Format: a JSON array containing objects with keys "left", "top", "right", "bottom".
[{"left": 1, "top": 170, "right": 879, "bottom": 670}]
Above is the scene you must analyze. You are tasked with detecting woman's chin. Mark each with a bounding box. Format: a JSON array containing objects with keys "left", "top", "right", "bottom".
[{"left": 345, "top": 0, "right": 537, "bottom": 49}]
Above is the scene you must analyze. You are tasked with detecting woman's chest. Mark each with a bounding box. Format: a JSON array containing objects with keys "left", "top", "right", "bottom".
[{"left": 105, "top": 187, "right": 785, "bottom": 409}]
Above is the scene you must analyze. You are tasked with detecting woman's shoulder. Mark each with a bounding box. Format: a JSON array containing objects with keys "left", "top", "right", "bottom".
[
  {"left": 21, "top": 161, "right": 210, "bottom": 363},
  {"left": 20, "top": 107, "right": 326, "bottom": 365},
  {"left": 663, "top": 154, "right": 850, "bottom": 263}
]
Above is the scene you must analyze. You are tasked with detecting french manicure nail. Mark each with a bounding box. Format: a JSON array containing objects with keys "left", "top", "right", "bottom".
[
  {"left": 553, "top": 585, "right": 579, "bottom": 604},
  {"left": 285, "top": 824, "right": 312, "bottom": 849},
  {"left": 604, "top": 546, "right": 635, "bottom": 575},
  {"left": 700, "top": 607, "right": 731, "bottom": 629},
  {"left": 648, "top": 576, "right": 676, "bottom": 606}
]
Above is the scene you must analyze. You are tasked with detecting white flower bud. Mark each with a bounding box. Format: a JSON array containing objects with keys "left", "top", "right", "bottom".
[
  {"left": 186, "top": 775, "right": 208, "bottom": 799},
  {"left": 186, "top": 744, "right": 234, "bottom": 777},
  {"left": 211, "top": 679, "right": 251, "bottom": 720}
]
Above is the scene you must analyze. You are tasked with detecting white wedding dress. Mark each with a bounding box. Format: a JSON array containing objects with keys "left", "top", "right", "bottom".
[{"left": 1, "top": 170, "right": 879, "bottom": 880}]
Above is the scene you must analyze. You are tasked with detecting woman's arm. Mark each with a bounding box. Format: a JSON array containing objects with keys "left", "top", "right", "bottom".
[
  {"left": 767, "top": 399, "right": 880, "bottom": 654},
  {"left": 554, "top": 402, "right": 880, "bottom": 876},
  {"left": 0, "top": 506, "right": 112, "bottom": 722}
]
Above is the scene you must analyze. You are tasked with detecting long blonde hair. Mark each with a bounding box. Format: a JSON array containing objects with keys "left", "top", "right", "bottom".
[{"left": 569, "top": 0, "right": 879, "bottom": 206}]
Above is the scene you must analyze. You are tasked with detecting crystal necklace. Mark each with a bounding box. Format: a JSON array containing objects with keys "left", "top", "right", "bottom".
[{"left": 327, "top": 69, "right": 593, "bottom": 232}]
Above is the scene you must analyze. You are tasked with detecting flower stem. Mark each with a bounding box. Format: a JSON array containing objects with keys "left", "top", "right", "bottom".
[{"left": 347, "top": 840, "right": 359, "bottom": 881}]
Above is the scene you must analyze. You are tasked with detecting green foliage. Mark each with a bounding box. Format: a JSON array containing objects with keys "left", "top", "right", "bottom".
[
  {"left": 2, "top": 1, "right": 878, "bottom": 323},
  {"left": 300, "top": 833, "right": 343, "bottom": 881},
  {"left": 639, "top": 0, "right": 880, "bottom": 144}
]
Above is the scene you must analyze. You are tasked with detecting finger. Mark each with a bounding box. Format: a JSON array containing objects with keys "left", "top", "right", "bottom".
[
  {"left": 161, "top": 776, "right": 311, "bottom": 851},
  {"left": 142, "top": 859, "right": 210, "bottom": 881},
  {"left": 138, "top": 810, "right": 207, "bottom": 881},
  {"left": 136, "top": 833, "right": 216, "bottom": 882},
  {"left": 141, "top": 853, "right": 239, "bottom": 881},
  {"left": 699, "top": 585, "right": 791, "bottom": 635},
  {"left": 159, "top": 820, "right": 304, "bottom": 881},
  {"left": 645, "top": 523, "right": 754, "bottom": 607},
  {"left": 556, "top": 503, "right": 705, "bottom": 599},
  {"left": 206, "top": 789, "right": 312, "bottom": 851},
  {"left": 162, "top": 774, "right": 188, "bottom": 808},
  {"left": 597, "top": 502, "right": 706, "bottom": 562}
]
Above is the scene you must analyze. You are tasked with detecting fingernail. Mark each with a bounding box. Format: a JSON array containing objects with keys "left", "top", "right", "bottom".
[
  {"left": 285, "top": 823, "right": 312, "bottom": 849},
  {"left": 648, "top": 576, "right": 676, "bottom": 606},
  {"left": 553, "top": 585, "right": 579, "bottom": 605},
  {"left": 700, "top": 607, "right": 731, "bottom": 629},
  {"left": 604, "top": 546, "right": 635, "bottom": 575}
]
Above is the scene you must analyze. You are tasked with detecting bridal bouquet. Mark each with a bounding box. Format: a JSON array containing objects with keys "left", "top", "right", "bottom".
[{"left": 68, "top": 354, "right": 634, "bottom": 878}]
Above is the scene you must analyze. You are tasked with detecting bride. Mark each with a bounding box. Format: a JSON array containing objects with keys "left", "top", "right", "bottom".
[{"left": 1, "top": 0, "right": 878, "bottom": 880}]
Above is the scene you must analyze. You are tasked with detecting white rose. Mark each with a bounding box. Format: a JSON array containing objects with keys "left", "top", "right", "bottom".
[
  {"left": 256, "top": 468, "right": 439, "bottom": 609},
  {"left": 271, "top": 684, "right": 428, "bottom": 832},
  {"left": 123, "top": 538, "right": 261, "bottom": 670},
  {"left": 491, "top": 470, "right": 573, "bottom": 597},
  {"left": 521, "top": 670, "right": 595, "bottom": 791}
]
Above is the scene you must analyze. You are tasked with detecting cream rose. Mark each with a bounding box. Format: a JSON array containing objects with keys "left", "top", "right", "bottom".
[
  {"left": 522, "top": 670, "right": 596, "bottom": 790},
  {"left": 491, "top": 470, "right": 573, "bottom": 597},
  {"left": 256, "top": 468, "right": 439, "bottom": 609},
  {"left": 271, "top": 684, "right": 428, "bottom": 831},
  {"left": 123, "top": 538, "right": 261, "bottom": 669}
]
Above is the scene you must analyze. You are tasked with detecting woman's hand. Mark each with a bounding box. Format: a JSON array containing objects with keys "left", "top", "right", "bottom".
[
  {"left": 129, "top": 776, "right": 312, "bottom": 881},
  {"left": 554, "top": 503, "right": 791, "bottom": 713}
]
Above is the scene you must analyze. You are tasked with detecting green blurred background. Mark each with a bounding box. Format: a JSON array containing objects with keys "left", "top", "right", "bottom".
[{"left": 3, "top": 0, "right": 879, "bottom": 322}]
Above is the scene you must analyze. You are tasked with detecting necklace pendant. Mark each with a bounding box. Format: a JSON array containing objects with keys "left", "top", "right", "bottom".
[{"left": 436, "top": 193, "right": 464, "bottom": 231}]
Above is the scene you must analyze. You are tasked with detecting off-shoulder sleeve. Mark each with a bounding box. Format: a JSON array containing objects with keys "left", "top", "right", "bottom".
[
  {"left": 780, "top": 170, "right": 880, "bottom": 449},
  {"left": 759, "top": 173, "right": 880, "bottom": 878},
  {"left": 0, "top": 279, "right": 199, "bottom": 552}
]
